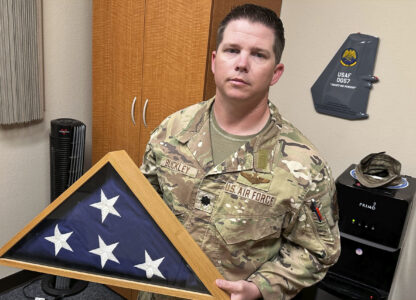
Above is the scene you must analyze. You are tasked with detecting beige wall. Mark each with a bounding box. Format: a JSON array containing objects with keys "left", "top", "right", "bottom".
[
  {"left": 0, "top": 0, "right": 92, "bottom": 278},
  {"left": 275, "top": 0, "right": 416, "bottom": 178},
  {"left": 0, "top": 0, "right": 415, "bottom": 299},
  {"left": 274, "top": 1, "right": 416, "bottom": 299}
]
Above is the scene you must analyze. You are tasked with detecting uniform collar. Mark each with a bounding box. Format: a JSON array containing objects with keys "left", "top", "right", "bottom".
[
  {"left": 176, "top": 97, "right": 283, "bottom": 174},
  {"left": 176, "top": 97, "right": 214, "bottom": 144}
]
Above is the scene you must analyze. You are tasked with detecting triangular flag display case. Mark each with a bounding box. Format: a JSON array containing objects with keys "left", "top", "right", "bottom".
[{"left": 0, "top": 151, "right": 229, "bottom": 299}]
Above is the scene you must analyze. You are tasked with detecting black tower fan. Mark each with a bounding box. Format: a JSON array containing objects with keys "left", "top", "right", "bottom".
[
  {"left": 47, "top": 118, "right": 88, "bottom": 296},
  {"left": 50, "top": 118, "right": 86, "bottom": 201}
]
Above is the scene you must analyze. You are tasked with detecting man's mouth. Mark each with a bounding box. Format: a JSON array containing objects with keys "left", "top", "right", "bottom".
[{"left": 229, "top": 78, "right": 249, "bottom": 85}]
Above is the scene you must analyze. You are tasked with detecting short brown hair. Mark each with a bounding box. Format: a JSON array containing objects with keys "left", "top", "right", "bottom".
[{"left": 216, "top": 3, "right": 285, "bottom": 63}]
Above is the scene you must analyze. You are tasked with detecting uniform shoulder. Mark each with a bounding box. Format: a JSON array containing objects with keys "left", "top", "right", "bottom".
[
  {"left": 276, "top": 118, "right": 330, "bottom": 188},
  {"left": 279, "top": 118, "right": 319, "bottom": 152},
  {"left": 149, "top": 100, "right": 210, "bottom": 141}
]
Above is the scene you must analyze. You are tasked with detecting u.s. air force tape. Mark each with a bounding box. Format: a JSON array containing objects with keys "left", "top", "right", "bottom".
[{"left": 224, "top": 182, "right": 275, "bottom": 206}]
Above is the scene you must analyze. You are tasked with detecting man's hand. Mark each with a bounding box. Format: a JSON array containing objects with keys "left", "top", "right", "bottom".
[{"left": 216, "top": 279, "right": 262, "bottom": 300}]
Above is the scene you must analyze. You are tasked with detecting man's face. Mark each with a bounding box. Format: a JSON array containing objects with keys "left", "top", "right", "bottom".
[{"left": 212, "top": 19, "right": 284, "bottom": 104}]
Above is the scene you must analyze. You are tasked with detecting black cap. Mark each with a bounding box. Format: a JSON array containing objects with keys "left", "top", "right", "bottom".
[{"left": 355, "top": 152, "right": 402, "bottom": 188}]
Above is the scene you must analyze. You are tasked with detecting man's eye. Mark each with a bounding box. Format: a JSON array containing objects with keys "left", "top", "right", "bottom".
[
  {"left": 226, "top": 48, "right": 239, "bottom": 54},
  {"left": 253, "top": 52, "right": 265, "bottom": 58}
]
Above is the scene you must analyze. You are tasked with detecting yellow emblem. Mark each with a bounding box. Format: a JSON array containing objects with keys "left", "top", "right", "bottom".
[{"left": 340, "top": 48, "right": 357, "bottom": 67}]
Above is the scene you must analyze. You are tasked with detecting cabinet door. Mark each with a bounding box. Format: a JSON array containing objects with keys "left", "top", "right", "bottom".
[
  {"left": 92, "top": 0, "right": 145, "bottom": 165},
  {"left": 137, "top": 0, "right": 213, "bottom": 163}
]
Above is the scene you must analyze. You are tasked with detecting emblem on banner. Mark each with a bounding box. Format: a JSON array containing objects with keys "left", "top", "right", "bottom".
[{"left": 340, "top": 48, "right": 358, "bottom": 67}]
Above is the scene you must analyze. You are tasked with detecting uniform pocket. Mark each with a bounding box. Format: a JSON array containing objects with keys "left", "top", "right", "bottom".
[
  {"left": 309, "top": 203, "right": 335, "bottom": 244},
  {"left": 214, "top": 215, "right": 284, "bottom": 245},
  {"left": 213, "top": 215, "right": 286, "bottom": 275}
]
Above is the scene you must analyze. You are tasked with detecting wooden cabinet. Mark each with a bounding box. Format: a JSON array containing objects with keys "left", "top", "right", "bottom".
[
  {"left": 93, "top": 0, "right": 282, "bottom": 167},
  {"left": 93, "top": 0, "right": 212, "bottom": 166},
  {"left": 93, "top": 0, "right": 144, "bottom": 165}
]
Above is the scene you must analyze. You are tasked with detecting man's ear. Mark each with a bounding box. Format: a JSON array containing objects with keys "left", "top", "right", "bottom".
[
  {"left": 270, "top": 63, "right": 284, "bottom": 86},
  {"left": 211, "top": 51, "right": 216, "bottom": 74}
]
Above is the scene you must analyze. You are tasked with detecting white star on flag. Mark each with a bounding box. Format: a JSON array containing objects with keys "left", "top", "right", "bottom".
[
  {"left": 90, "top": 189, "right": 121, "bottom": 223},
  {"left": 44, "top": 224, "right": 73, "bottom": 256},
  {"left": 89, "top": 235, "right": 120, "bottom": 268},
  {"left": 135, "top": 250, "right": 166, "bottom": 279}
]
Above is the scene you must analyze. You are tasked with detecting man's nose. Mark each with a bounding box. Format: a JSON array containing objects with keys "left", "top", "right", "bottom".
[{"left": 235, "top": 53, "right": 249, "bottom": 72}]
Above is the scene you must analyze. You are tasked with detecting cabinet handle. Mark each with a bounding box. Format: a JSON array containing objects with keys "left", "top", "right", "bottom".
[
  {"left": 131, "top": 96, "right": 137, "bottom": 125},
  {"left": 142, "top": 98, "right": 149, "bottom": 127}
]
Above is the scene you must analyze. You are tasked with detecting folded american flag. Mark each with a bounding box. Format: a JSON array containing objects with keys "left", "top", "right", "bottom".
[{"left": 4, "top": 163, "right": 207, "bottom": 293}]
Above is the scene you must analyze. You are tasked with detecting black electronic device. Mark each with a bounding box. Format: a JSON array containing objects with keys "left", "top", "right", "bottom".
[
  {"left": 320, "top": 271, "right": 387, "bottom": 300},
  {"left": 336, "top": 164, "right": 415, "bottom": 248},
  {"left": 323, "top": 233, "right": 400, "bottom": 299},
  {"left": 318, "top": 164, "right": 416, "bottom": 300},
  {"left": 49, "top": 118, "right": 88, "bottom": 296},
  {"left": 50, "top": 118, "right": 86, "bottom": 202}
]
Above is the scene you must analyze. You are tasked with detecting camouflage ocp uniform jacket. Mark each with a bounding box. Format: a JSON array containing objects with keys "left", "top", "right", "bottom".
[{"left": 140, "top": 98, "right": 340, "bottom": 300}]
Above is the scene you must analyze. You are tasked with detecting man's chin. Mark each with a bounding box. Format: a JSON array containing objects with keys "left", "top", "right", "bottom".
[
  {"left": 221, "top": 91, "right": 252, "bottom": 102},
  {"left": 225, "top": 96, "right": 251, "bottom": 103}
]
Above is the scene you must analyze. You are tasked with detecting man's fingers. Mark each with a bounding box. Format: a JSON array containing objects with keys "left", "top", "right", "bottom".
[
  {"left": 216, "top": 279, "right": 230, "bottom": 291},
  {"left": 216, "top": 279, "right": 262, "bottom": 300},
  {"left": 215, "top": 279, "right": 242, "bottom": 293}
]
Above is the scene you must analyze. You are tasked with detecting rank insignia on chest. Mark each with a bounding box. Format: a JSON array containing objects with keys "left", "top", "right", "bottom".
[{"left": 194, "top": 190, "right": 216, "bottom": 213}]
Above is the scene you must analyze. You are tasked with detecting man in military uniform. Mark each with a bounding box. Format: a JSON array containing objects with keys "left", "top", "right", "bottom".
[{"left": 140, "top": 4, "right": 340, "bottom": 299}]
